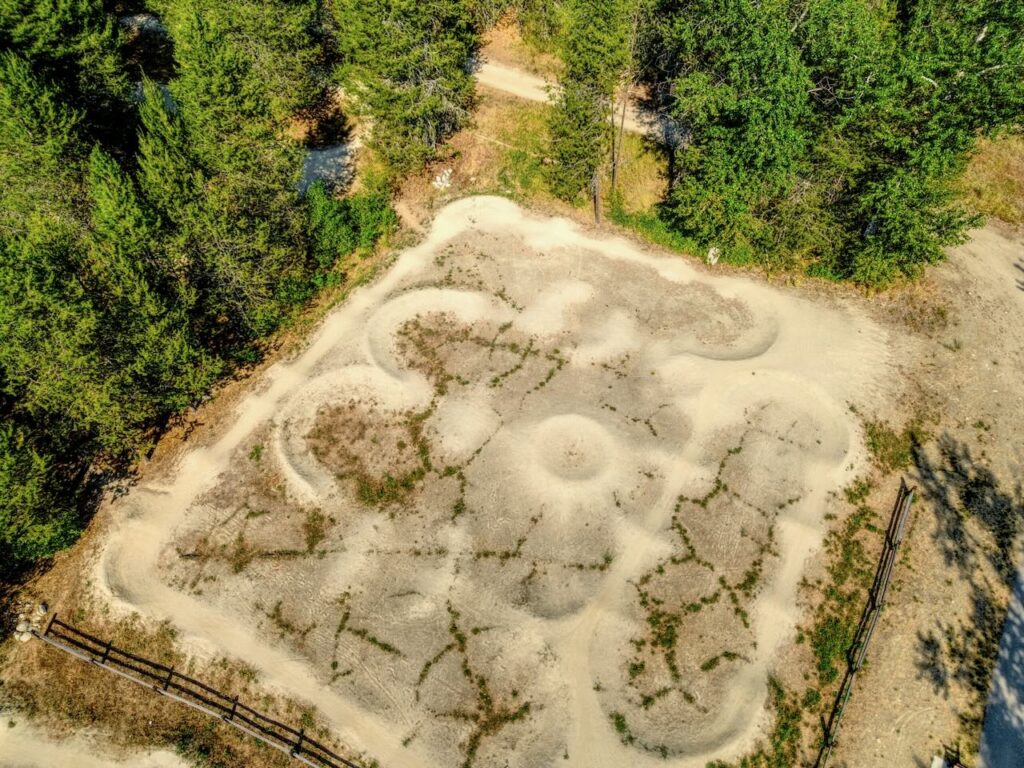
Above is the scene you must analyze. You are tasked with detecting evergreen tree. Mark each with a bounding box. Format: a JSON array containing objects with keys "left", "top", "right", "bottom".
[
  {"left": 0, "top": 423, "right": 77, "bottom": 568},
  {"left": 0, "top": 52, "right": 84, "bottom": 231},
  {"left": 647, "top": 0, "right": 810, "bottom": 261},
  {"left": 548, "top": 0, "right": 632, "bottom": 218},
  {"left": 333, "top": 0, "right": 480, "bottom": 171},
  {"left": 86, "top": 147, "right": 220, "bottom": 416},
  {"left": 151, "top": 0, "right": 320, "bottom": 121},
  {"left": 149, "top": 8, "right": 307, "bottom": 337},
  {"left": 0, "top": 0, "right": 131, "bottom": 138}
]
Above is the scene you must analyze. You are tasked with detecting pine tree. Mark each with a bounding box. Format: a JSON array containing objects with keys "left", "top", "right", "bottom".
[
  {"left": 333, "top": 0, "right": 480, "bottom": 171},
  {"left": 650, "top": 0, "right": 810, "bottom": 260},
  {"left": 86, "top": 147, "right": 220, "bottom": 415},
  {"left": 0, "top": 52, "right": 84, "bottom": 230},
  {"left": 0, "top": 423, "right": 78, "bottom": 568},
  {"left": 0, "top": 0, "right": 131, "bottom": 139},
  {"left": 149, "top": 8, "right": 307, "bottom": 337},
  {"left": 548, "top": 0, "right": 632, "bottom": 219}
]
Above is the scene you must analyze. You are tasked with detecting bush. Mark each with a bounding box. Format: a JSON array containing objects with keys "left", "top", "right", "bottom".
[
  {"left": 0, "top": 424, "right": 78, "bottom": 569},
  {"left": 305, "top": 177, "right": 396, "bottom": 271}
]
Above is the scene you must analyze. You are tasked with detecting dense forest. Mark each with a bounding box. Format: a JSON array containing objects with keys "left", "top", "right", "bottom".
[{"left": 1, "top": 0, "right": 1021, "bottom": 572}]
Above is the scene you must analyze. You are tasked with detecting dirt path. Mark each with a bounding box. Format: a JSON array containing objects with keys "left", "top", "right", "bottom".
[
  {"left": 476, "top": 60, "right": 647, "bottom": 135},
  {"left": 0, "top": 721, "right": 188, "bottom": 768}
]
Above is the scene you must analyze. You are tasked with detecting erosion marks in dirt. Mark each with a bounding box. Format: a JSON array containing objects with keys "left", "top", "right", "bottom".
[{"left": 97, "top": 197, "right": 889, "bottom": 768}]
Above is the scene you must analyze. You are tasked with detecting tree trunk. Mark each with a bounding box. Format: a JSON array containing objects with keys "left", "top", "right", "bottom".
[
  {"left": 610, "top": 115, "right": 618, "bottom": 192},
  {"left": 611, "top": 6, "right": 640, "bottom": 197},
  {"left": 611, "top": 90, "right": 629, "bottom": 192},
  {"left": 592, "top": 172, "right": 601, "bottom": 224}
]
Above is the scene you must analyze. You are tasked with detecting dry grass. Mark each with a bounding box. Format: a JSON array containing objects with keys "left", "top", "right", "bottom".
[
  {"left": 481, "top": 16, "right": 563, "bottom": 79},
  {"left": 960, "top": 133, "right": 1024, "bottom": 225},
  {"left": 602, "top": 131, "right": 667, "bottom": 215}
]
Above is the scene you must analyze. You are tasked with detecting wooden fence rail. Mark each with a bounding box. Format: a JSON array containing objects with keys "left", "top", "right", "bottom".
[
  {"left": 814, "top": 479, "right": 916, "bottom": 768},
  {"left": 32, "top": 615, "right": 364, "bottom": 768}
]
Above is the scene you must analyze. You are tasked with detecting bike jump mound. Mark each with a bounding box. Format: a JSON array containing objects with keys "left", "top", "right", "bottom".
[{"left": 102, "top": 196, "right": 890, "bottom": 768}]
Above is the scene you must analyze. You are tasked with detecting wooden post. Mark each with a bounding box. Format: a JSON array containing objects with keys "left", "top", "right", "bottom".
[
  {"left": 100, "top": 639, "right": 113, "bottom": 665},
  {"left": 292, "top": 728, "right": 305, "bottom": 757},
  {"left": 163, "top": 667, "right": 175, "bottom": 691},
  {"left": 592, "top": 173, "right": 601, "bottom": 224}
]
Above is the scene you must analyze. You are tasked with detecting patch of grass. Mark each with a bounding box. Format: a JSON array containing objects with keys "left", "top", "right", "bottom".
[
  {"left": 228, "top": 533, "right": 256, "bottom": 574},
  {"left": 490, "top": 102, "right": 551, "bottom": 199},
  {"left": 353, "top": 465, "right": 426, "bottom": 508},
  {"left": 707, "top": 678, "right": 802, "bottom": 768},
  {"left": 609, "top": 711, "right": 635, "bottom": 746},
  {"left": 864, "top": 420, "right": 924, "bottom": 473},
  {"left": 809, "top": 503, "right": 878, "bottom": 685},
  {"left": 843, "top": 477, "right": 873, "bottom": 505},
  {"left": 303, "top": 509, "right": 330, "bottom": 553},
  {"left": 608, "top": 194, "right": 696, "bottom": 254},
  {"left": 960, "top": 132, "right": 1024, "bottom": 225},
  {"left": 248, "top": 443, "right": 264, "bottom": 463},
  {"left": 699, "top": 650, "right": 743, "bottom": 672}
]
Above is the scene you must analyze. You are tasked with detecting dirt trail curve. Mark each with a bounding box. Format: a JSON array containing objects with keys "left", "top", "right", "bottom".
[{"left": 476, "top": 60, "right": 647, "bottom": 135}]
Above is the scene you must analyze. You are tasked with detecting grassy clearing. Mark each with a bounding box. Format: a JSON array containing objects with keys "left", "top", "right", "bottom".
[
  {"left": 960, "top": 132, "right": 1024, "bottom": 225},
  {"left": 453, "top": 93, "right": 686, "bottom": 257},
  {"left": 608, "top": 194, "right": 696, "bottom": 254}
]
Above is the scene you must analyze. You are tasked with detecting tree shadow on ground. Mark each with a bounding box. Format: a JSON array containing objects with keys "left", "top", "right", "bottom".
[
  {"left": 1015, "top": 259, "right": 1023, "bottom": 292},
  {"left": 978, "top": 574, "right": 1024, "bottom": 768},
  {"left": 912, "top": 433, "right": 1023, "bottom": 751}
]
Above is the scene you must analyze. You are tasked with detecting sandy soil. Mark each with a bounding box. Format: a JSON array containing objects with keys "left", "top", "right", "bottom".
[
  {"left": 89, "top": 196, "right": 893, "bottom": 767},
  {"left": 0, "top": 720, "right": 187, "bottom": 768}
]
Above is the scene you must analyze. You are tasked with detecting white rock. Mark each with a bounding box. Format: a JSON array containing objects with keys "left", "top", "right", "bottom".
[{"left": 432, "top": 168, "right": 453, "bottom": 190}]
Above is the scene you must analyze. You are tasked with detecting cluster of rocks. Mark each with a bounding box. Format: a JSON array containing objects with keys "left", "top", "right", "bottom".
[
  {"left": 11, "top": 601, "right": 47, "bottom": 643},
  {"left": 432, "top": 168, "right": 453, "bottom": 190}
]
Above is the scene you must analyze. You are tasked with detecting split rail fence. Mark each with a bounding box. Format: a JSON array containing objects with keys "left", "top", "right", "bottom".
[
  {"left": 814, "top": 479, "right": 916, "bottom": 768},
  {"left": 32, "top": 615, "right": 363, "bottom": 768}
]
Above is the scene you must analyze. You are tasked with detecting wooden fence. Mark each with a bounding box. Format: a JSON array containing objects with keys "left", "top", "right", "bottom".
[
  {"left": 814, "top": 479, "right": 916, "bottom": 768},
  {"left": 32, "top": 615, "right": 364, "bottom": 768}
]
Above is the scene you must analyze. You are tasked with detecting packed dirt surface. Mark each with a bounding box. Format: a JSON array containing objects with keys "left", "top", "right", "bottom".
[
  {"left": 0, "top": 720, "right": 188, "bottom": 768},
  {"left": 93, "top": 196, "right": 893, "bottom": 767}
]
